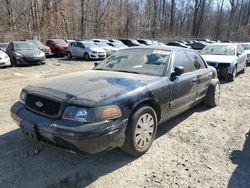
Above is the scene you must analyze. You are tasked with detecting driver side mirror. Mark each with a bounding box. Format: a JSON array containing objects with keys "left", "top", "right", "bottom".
[
  {"left": 170, "top": 66, "right": 185, "bottom": 81},
  {"left": 237, "top": 52, "right": 241, "bottom": 56}
]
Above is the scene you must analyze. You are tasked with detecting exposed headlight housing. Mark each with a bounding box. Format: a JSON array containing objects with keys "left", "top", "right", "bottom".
[
  {"left": 15, "top": 52, "right": 23, "bottom": 57},
  {"left": 19, "top": 90, "right": 27, "bottom": 104},
  {"left": 92, "top": 51, "right": 98, "bottom": 53},
  {"left": 62, "top": 105, "right": 122, "bottom": 123}
]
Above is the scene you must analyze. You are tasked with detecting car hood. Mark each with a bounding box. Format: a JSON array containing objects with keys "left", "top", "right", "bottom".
[
  {"left": 202, "top": 55, "right": 237, "bottom": 63},
  {"left": 16, "top": 49, "right": 42, "bottom": 57},
  {"left": 0, "top": 50, "right": 8, "bottom": 57},
  {"left": 29, "top": 70, "right": 159, "bottom": 105},
  {"left": 89, "top": 47, "right": 106, "bottom": 53}
]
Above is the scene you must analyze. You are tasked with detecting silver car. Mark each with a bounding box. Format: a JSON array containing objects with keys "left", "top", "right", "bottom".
[
  {"left": 241, "top": 43, "right": 250, "bottom": 65},
  {"left": 200, "top": 43, "right": 247, "bottom": 81},
  {"left": 67, "top": 41, "right": 106, "bottom": 60},
  {"left": 0, "top": 50, "right": 11, "bottom": 67},
  {"left": 93, "top": 42, "right": 118, "bottom": 56}
]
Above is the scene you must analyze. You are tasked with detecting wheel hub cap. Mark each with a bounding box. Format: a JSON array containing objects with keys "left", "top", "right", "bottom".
[{"left": 134, "top": 113, "right": 155, "bottom": 149}]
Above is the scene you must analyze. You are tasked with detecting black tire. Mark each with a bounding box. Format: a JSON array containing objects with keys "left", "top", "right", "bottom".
[
  {"left": 121, "top": 106, "right": 158, "bottom": 156},
  {"left": 67, "top": 51, "right": 72, "bottom": 59},
  {"left": 203, "top": 79, "right": 220, "bottom": 108},
  {"left": 84, "top": 53, "right": 90, "bottom": 60},
  {"left": 11, "top": 57, "right": 18, "bottom": 67},
  {"left": 227, "top": 66, "right": 237, "bottom": 81}
]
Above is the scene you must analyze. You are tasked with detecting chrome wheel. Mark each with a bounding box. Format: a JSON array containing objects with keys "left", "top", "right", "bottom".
[
  {"left": 214, "top": 83, "right": 220, "bottom": 105},
  {"left": 134, "top": 113, "right": 155, "bottom": 149}
]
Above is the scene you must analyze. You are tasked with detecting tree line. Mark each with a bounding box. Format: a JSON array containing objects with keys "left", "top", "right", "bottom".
[{"left": 0, "top": 0, "right": 249, "bottom": 42}]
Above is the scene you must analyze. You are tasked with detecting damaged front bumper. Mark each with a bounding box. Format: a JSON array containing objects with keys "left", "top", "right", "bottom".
[{"left": 10, "top": 102, "right": 127, "bottom": 154}]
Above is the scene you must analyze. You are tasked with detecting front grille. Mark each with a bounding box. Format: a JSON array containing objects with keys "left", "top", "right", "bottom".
[
  {"left": 207, "top": 62, "right": 217, "bottom": 68},
  {"left": 25, "top": 94, "right": 61, "bottom": 118}
]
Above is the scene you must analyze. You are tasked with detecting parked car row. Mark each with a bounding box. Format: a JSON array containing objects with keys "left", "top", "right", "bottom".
[{"left": 0, "top": 38, "right": 249, "bottom": 71}]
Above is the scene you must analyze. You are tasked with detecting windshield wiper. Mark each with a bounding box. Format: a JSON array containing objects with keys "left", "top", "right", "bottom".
[{"left": 114, "top": 70, "right": 139, "bottom": 74}]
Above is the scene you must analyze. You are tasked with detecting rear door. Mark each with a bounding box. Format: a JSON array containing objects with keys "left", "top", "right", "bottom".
[
  {"left": 186, "top": 51, "right": 212, "bottom": 102},
  {"left": 168, "top": 50, "right": 198, "bottom": 118}
]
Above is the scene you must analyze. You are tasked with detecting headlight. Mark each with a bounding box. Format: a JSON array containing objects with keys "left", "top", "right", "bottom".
[
  {"left": 15, "top": 52, "right": 23, "bottom": 57},
  {"left": 19, "top": 90, "right": 27, "bottom": 104},
  {"left": 62, "top": 106, "right": 88, "bottom": 122},
  {"left": 62, "top": 105, "right": 121, "bottom": 123},
  {"left": 92, "top": 51, "right": 97, "bottom": 53}
]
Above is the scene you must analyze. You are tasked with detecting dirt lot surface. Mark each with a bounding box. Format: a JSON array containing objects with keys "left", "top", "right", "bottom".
[{"left": 0, "top": 58, "right": 249, "bottom": 188}]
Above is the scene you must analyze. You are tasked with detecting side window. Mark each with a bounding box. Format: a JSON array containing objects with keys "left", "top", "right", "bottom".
[
  {"left": 238, "top": 45, "right": 244, "bottom": 54},
  {"left": 77, "top": 42, "right": 83, "bottom": 48},
  {"left": 172, "top": 51, "right": 195, "bottom": 73},
  {"left": 187, "top": 51, "right": 206, "bottom": 70}
]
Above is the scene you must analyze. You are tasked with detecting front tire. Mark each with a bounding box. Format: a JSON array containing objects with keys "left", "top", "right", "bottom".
[
  {"left": 121, "top": 106, "right": 157, "bottom": 156},
  {"left": 203, "top": 79, "right": 220, "bottom": 107},
  {"left": 67, "top": 52, "right": 72, "bottom": 59},
  {"left": 84, "top": 53, "right": 90, "bottom": 60},
  {"left": 227, "top": 67, "right": 237, "bottom": 81},
  {"left": 11, "top": 57, "right": 18, "bottom": 67}
]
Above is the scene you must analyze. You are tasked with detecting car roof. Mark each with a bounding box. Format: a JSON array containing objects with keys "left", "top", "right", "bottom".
[
  {"left": 12, "top": 41, "right": 30, "bottom": 43},
  {"left": 206, "top": 42, "right": 238, "bottom": 46},
  {"left": 119, "top": 45, "right": 194, "bottom": 52}
]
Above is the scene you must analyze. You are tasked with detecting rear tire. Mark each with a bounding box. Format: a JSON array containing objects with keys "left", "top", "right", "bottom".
[
  {"left": 121, "top": 106, "right": 157, "bottom": 156},
  {"left": 203, "top": 79, "right": 220, "bottom": 108}
]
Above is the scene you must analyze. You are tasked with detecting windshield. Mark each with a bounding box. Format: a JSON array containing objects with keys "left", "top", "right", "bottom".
[
  {"left": 95, "top": 42, "right": 110, "bottom": 48},
  {"left": 95, "top": 49, "right": 170, "bottom": 76},
  {"left": 53, "top": 39, "right": 68, "bottom": 45},
  {"left": 200, "top": 45, "right": 235, "bottom": 56},
  {"left": 29, "top": 41, "right": 43, "bottom": 47},
  {"left": 241, "top": 43, "right": 250, "bottom": 50},
  {"left": 112, "top": 43, "right": 127, "bottom": 48},
  {"left": 14, "top": 42, "right": 36, "bottom": 50},
  {"left": 83, "top": 42, "right": 98, "bottom": 48}
]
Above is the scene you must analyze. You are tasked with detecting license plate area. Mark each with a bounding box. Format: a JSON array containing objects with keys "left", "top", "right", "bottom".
[{"left": 20, "top": 120, "right": 38, "bottom": 141}]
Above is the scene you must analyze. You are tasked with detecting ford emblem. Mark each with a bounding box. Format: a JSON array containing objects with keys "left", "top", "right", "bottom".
[{"left": 35, "top": 101, "right": 43, "bottom": 108}]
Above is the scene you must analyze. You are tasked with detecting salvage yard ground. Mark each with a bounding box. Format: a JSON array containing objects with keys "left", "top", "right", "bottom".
[{"left": 0, "top": 58, "right": 249, "bottom": 188}]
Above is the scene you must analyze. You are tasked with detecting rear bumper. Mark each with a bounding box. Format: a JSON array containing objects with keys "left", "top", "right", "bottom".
[{"left": 10, "top": 102, "right": 127, "bottom": 154}]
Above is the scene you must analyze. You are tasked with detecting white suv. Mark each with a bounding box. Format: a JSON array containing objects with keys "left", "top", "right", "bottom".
[{"left": 67, "top": 41, "right": 106, "bottom": 60}]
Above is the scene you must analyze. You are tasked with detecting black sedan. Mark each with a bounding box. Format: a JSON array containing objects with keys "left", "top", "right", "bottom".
[
  {"left": 167, "top": 41, "right": 190, "bottom": 48},
  {"left": 6, "top": 41, "right": 46, "bottom": 66},
  {"left": 11, "top": 47, "right": 220, "bottom": 156}
]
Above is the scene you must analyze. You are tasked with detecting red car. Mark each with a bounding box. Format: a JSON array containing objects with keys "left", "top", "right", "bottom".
[
  {"left": 46, "top": 39, "right": 68, "bottom": 57},
  {"left": 0, "top": 43, "right": 8, "bottom": 52}
]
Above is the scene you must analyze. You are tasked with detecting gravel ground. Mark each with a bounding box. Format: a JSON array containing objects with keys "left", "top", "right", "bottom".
[{"left": 0, "top": 58, "right": 249, "bottom": 188}]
